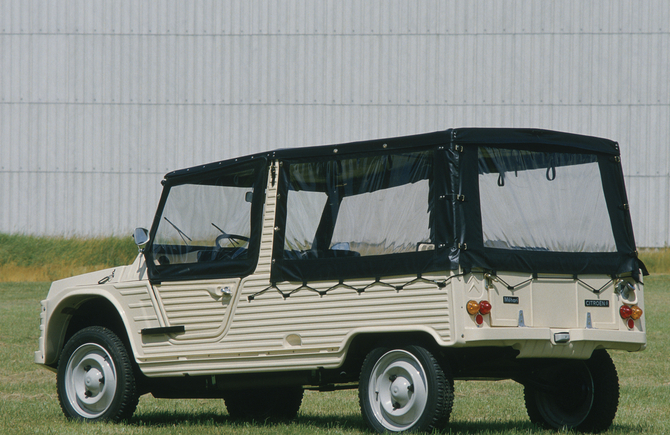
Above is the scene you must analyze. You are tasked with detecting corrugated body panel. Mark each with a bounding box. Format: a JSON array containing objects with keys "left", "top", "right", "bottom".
[
  {"left": 141, "top": 281, "right": 453, "bottom": 374},
  {"left": 137, "top": 174, "right": 452, "bottom": 373},
  {"left": 156, "top": 282, "right": 237, "bottom": 339}
]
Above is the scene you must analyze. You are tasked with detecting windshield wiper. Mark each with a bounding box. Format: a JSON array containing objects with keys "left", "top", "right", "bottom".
[
  {"left": 164, "top": 217, "right": 192, "bottom": 245},
  {"left": 211, "top": 222, "right": 226, "bottom": 235}
]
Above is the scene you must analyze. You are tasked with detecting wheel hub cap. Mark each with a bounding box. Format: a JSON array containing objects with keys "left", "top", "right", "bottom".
[
  {"left": 390, "top": 376, "right": 412, "bottom": 408},
  {"left": 64, "top": 343, "right": 118, "bottom": 418},
  {"left": 368, "top": 350, "right": 429, "bottom": 431},
  {"left": 84, "top": 367, "right": 104, "bottom": 396}
]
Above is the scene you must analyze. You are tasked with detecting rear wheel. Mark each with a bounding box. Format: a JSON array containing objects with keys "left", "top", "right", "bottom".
[
  {"left": 223, "top": 386, "right": 304, "bottom": 421},
  {"left": 358, "top": 345, "right": 453, "bottom": 433},
  {"left": 57, "top": 326, "right": 139, "bottom": 422},
  {"left": 524, "top": 350, "right": 619, "bottom": 433}
]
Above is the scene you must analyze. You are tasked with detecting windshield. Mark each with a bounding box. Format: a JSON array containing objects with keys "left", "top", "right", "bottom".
[
  {"left": 154, "top": 183, "right": 252, "bottom": 260},
  {"left": 148, "top": 161, "right": 263, "bottom": 280}
]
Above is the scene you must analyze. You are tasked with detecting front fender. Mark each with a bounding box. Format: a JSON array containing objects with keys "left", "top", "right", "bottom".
[{"left": 41, "top": 288, "right": 136, "bottom": 367}]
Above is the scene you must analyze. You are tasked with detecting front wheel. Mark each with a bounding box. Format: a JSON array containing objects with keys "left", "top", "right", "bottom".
[
  {"left": 359, "top": 345, "right": 453, "bottom": 433},
  {"left": 57, "top": 326, "right": 139, "bottom": 422},
  {"left": 524, "top": 349, "right": 619, "bottom": 433}
]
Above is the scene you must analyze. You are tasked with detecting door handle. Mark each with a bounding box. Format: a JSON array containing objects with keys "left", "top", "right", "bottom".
[{"left": 206, "top": 286, "right": 233, "bottom": 298}]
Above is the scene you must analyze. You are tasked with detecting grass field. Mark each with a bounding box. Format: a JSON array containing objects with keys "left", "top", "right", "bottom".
[{"left": 1, "top": 276, "right": 669, "bottom": 435}]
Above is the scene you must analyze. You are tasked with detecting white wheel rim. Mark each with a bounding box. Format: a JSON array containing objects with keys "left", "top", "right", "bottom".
[
  {"left": 367, "top": 350, "right": 429, "bottom": 431},
  {"left": 64, "top": 343, "right": 118, "bottom": 419}
]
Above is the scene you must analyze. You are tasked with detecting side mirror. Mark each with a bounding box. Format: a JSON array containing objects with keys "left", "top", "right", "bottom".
[{"left": 133, "top": 228, "right": 150, "bottom": 251}]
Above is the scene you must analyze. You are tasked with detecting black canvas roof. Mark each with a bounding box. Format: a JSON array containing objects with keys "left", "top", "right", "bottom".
[
  {"left": 451, "top": 128, "right": 620, "bottom": 155},
  {"left": 149, "top": 127, "right": 644, "bottom": 284},
  {"left": 164, "top": 128, "right": 620, "bottom": 181}
]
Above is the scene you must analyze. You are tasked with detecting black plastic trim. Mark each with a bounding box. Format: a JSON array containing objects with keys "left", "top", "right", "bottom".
[{"left": 141, "top": 325, "right": 185, "bottom": 336}]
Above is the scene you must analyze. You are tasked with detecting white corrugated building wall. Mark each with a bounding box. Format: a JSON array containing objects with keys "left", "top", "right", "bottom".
[{"left": 1, "top": 1, "right": 668, "bottom": 246}]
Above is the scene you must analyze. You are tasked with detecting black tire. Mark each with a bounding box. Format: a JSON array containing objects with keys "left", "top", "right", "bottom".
[
  {"left": 435, "top": 377, "right": 455, "bottom": 429},
  {"left": 223, "top": 386, "right": 304, "bottom": 421},
  {"left": 358, "top": 345, "right": 454, "bottom": 433},
  {"left": 56, "top": 326, "right": 139, "bottom": 422},
  {"left": 524, "top": 350, "right": 619, "bottom": 433}
]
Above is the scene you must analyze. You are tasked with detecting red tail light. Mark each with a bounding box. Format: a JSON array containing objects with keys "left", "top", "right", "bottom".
[
  {"left": 620, "top": 304, "right": 643, "bottom": 320},
  {"left": 466, "top": 300, "right": 492, "bottom": 327},
  {"left": 466, "top": 300, "right": 492, "bottom": 315},
  {"left": 620, "top": 304, "right": 643, "bottom": 329}
]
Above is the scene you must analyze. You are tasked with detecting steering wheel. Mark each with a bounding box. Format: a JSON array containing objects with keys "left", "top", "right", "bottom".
[{"left": 215, "top": 232, "right": 250, "bottom": 249}]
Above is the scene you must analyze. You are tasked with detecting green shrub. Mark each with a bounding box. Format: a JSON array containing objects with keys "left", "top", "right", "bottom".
[
  {"left": 0, "top": 233, "right": 138, "bottom": 282},
  {"left": 639, "top": 248, "right": 670, "bottom": 275}
]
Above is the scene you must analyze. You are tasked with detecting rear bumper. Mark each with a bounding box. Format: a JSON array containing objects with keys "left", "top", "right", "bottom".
[{"left": 460, "top": 327, "right": 646, "bottom": 358}]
